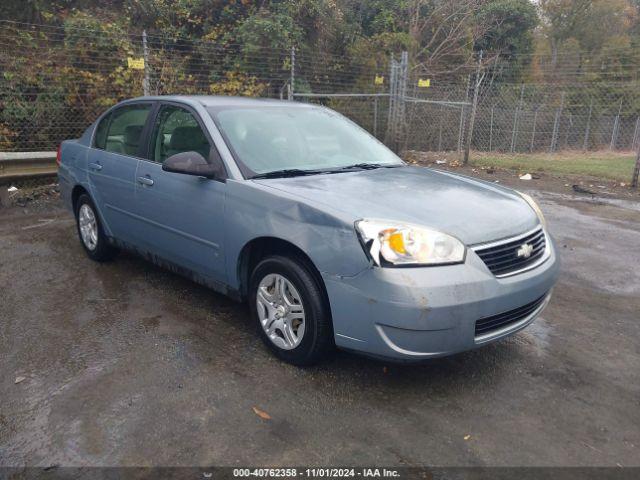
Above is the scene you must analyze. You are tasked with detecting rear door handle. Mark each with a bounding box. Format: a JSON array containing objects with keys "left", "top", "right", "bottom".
[
  {"left": 137, "top": 176, "right": 154, "bottom": 186},
  {"left": 88, "top": 162, "right": 102, "bottom": 171}
]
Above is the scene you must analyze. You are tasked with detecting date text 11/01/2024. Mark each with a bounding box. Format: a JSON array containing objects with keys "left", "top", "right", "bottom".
[{"left": 231, "top": 468, "right": 401, "bottom": 477}]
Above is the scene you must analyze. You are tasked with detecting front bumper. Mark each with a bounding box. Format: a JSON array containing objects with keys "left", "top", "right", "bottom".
[{"left": 323, "top": 236, "right": 560, "bottom": 361}]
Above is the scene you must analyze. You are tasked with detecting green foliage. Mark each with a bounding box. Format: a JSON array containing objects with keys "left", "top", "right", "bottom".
[
  {"left": 476, "top": 0, "right": 538, "bottom": 81},
  {"left": 123, "top": 0, "right": 255, "bottom": 37},
  {"left": 476, "top": 0, "right": 537, "bottom": 57},
  {"left": 232, "top": 5, "right": 303, "bottom": 53},
  {"left": 3, "top": 0, "right": 638, "bottom": 151}
]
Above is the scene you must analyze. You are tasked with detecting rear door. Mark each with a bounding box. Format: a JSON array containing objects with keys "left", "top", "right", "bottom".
[
  {"left": 88, "top": 102, "right": 154, "bottom": 242},
  {"left": 133, "top": 102, "right": 227, "bottom": 284}
]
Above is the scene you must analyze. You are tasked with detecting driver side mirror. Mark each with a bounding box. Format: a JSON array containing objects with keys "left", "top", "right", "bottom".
[{"left": 162, "top": 151, "right": 223, "bottom": 179}]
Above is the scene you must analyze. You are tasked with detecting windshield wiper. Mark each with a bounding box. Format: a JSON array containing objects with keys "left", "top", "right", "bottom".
[
  {"left": 251, "top": 168, "right": 329, "bottom": 179},
  {"left": 336, "top": 163, "right": 402, "bottom": 171}
]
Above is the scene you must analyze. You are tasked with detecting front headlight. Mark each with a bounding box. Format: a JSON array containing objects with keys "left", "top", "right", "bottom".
[
  {"left": 355, "top": 219, "right": 466, "bottom": 267},
  {"left": 517, "top": 192, "right": 547, "bottom": 228}
]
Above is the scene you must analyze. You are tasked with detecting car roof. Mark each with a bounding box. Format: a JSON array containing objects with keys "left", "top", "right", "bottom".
[{"left": 123, "top": 95, "right": 312, "bottom": 108}]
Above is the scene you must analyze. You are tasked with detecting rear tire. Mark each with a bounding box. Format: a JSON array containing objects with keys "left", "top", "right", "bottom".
[
  {"left": 75, "top": 193, "right": 116, "bottom": 262},
  {"left": 250, "top": 255, "right": 333, "bottom": 366}
]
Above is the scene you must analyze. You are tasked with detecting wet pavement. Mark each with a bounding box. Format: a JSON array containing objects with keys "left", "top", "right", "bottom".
[{"left": 0, "top": 189, "right": 639, "bottom": 467}]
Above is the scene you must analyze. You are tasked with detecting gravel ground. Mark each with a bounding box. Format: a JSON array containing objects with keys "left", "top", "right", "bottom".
[{"left": 0, "top": 182, "right": 639, "bottom": 467}]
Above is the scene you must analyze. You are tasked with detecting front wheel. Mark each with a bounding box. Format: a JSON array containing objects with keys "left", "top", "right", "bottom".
[{"left": 249, "top": 255, "right": 333, "bottom": 366}]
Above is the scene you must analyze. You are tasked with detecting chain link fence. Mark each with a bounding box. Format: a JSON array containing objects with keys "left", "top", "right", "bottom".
[
  {"left": 470, "top": 82, "right": 640, "bottom": 153},
  {"left": 1, "top": 20, "right": 639, "bottom": 185}
]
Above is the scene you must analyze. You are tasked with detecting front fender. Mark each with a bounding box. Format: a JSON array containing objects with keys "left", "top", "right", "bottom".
[{"left": 223, "top": 180, "right": 370, "bottom": 290}]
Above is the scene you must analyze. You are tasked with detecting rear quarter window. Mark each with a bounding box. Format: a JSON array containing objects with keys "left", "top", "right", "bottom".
[{"left": 93, "top": 112, "right": 111, "bottom": 149}]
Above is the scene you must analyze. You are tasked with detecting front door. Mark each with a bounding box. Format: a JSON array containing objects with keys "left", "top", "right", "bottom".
[
  {"left": 88, "top": 102, "right": 153, "bottom": 243},
  {"left": 133, "top": 103, "right": 227, "bottom": 285}
]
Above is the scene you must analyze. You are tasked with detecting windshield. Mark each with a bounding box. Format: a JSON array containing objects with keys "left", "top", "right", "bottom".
[{"left": 208, "top": 105, "right": 404, "bottom": 177}]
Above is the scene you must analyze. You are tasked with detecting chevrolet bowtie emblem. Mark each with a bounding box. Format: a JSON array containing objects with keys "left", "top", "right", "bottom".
[{"left": 517, "top": 243, "right": 534, "bottom": 258}]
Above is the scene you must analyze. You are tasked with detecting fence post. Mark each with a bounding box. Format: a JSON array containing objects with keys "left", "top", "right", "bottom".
[
  {"left": 610, "top": 98, "right": 623, "bottom": 150},
  {"left": 386, "top": 54, "right": 396, "bottom": 146},
  {"left": 564, "top": 113, "right": 572, "bottom": 148},
  {"left": 464, "top": 50, "right": 483, "bottom": 165},
  {"left": 510, "top": 84, "right": 524, "bottom": 153},
  {"left": 457, "top": 75, "right": 471, "bottom": 153},
  {"left": 632, "top": 116, "right": 640, "bottom": 150},
  {"left": 438, "top": 105, "right": 444, "bottom": 151},
  {"left": 583, "top": 98, "right": 593, "bottom": 151},
  {"left": 373, "top": 97, "right": 378, "bottom": 138},
  {"left": 457, "top": 106, "right": 465, "bottom": 153},
  {"left": 142, "top": 30, "right": 150, "bottom": 96},
  {"left": 398, "top": 51, "right": 408, "bottom": 152},
  {"left": 489, "top": 106, "right": 494, "bottom": 152},
  {"left": 632, "top": 145, "right": 640, "bottom": 188},
  {"left": 289, "top": 46, "right": 295, "bottom": 101},
  {"left": 530, "top": 108, "right": 538, "bottom": 152},
  {"left": 385, "top": 52, "right": 408, "bottom": 153},
  {"left": 550, "top": 92, "right": 564, "bottom": 153}
]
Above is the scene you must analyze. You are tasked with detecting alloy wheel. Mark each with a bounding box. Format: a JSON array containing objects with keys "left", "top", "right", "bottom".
[
  {"left": 78, "top": 203, "right": 98, "bottom": 251},
  {"left": 256, "top": 273, "right": 306, "bottom": 350}
]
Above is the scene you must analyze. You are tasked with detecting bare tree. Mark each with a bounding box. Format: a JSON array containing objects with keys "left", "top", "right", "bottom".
[{"left": 407, "top": 0, "right": 490, "bottom": 77}]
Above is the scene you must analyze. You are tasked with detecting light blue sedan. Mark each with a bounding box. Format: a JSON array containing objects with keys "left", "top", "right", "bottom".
[{"left": 58, "top": 96, "right": 559, "bottom": 365}]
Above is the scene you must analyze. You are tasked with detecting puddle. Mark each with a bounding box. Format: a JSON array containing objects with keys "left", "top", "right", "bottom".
[
  {"left": 514, "top": 315, "right": 552, "bottom": 356},
  {"left": 533, "top": 190, "right": 640, "bottom": 213}
]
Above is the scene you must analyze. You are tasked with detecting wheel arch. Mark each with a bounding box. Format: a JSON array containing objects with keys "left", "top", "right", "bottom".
[
  {"left": 237, "top": 236, "right": 331, "bottom": 311},
  {"left": 71, "top": 184, "right": 89, "bottom": 212},
  {"left": 70, "top": 184, "right": 114, "bottom": 238}
]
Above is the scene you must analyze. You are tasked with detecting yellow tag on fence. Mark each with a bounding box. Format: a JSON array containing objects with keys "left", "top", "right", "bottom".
[
  {"left": 127, "top": 57, "right": 145, "bottom": 70},
  {"left": 418, "top": 78, "right": 430, "bottom": 88},
  {"left": 374, "top": 75, "right": 384, "bottom": 85}
]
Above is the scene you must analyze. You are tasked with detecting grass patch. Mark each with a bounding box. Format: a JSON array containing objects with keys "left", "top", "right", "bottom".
[{"left": 471, "top": 151, "right": 636, "bottom": 183}]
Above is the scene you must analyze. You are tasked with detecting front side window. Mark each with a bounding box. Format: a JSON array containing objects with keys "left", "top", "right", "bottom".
[
  {"left": 149, "top": 105, "right": 211, "bottom": 163},
  {"left": 104, "top": 104, "right": 151, "bottom": 156},
  {"left": 208, "top": 105, "right": 403, "bottom": 176}
]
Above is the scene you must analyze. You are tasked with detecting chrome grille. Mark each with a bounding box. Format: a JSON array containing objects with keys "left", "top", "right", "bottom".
[{"left": 473, "top": 227, "right": 547, "bottom": 277}]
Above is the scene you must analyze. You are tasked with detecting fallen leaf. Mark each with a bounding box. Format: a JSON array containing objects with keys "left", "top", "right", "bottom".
[
  {"left": 464, "top": 434, "right": 471, "bottom": 441},
  {"left": 14, "top": 376, "right": 26, "bottom": 384},
  {"left": 252, "top": 406, "right": 271, "bottom": 420},
  {"left": 383, "top": 366, "right": 388, "bottom": 374}
]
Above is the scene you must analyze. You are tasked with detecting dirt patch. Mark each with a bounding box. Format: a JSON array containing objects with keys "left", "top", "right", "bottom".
[{"left": 0, "top": 181, "right": 60, "bottom": 210}]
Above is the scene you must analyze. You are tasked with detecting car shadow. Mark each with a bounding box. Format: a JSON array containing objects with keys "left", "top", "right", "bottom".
[{"left": 88, "top": 247, "right": 533, "bottom": 397}]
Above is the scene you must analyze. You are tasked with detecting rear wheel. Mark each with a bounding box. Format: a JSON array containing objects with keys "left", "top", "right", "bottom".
[
  {"left": 75, "top": 193, "right": 116, "bottom": 262},
  {"left": 250, "top": 255, "right": 333, "bottom": 366}
]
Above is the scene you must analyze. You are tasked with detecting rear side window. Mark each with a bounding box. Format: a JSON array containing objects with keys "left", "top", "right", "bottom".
[
  {"left": 93, "top": 113, "right": 111, "bottom": 149},
  {"left": 104, "top": 104, "right": 151, "bottom": 156}
]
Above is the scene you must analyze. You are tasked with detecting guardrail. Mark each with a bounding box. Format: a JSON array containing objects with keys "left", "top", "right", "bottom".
[{"left": 0, "top": 152, "right": 58, "bottom": 182}]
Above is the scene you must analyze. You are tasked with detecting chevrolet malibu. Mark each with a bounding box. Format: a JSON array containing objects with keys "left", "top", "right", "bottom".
[{"left": 58, "top": 96, "right": 559, "bottom": 365}]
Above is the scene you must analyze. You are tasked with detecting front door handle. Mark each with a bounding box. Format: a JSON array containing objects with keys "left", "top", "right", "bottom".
[
  {"left": 137, "top": 176, "right": 154, "bottom": 186},
  {"left": 88, "top": 162, "right": 102, "bottom": 171}
]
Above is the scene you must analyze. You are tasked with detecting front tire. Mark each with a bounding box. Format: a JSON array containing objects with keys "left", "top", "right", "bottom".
[
  {"left": 75, "top": 193, "right": 116, "bottom": 262},
  {"left": 249, "top": 255, "right": 333, "bottom": 366}
]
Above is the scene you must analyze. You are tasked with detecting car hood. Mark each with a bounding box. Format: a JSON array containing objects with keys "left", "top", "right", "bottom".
[{"left": 253, "top": 166, "right": 539, "bottom": 245}]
